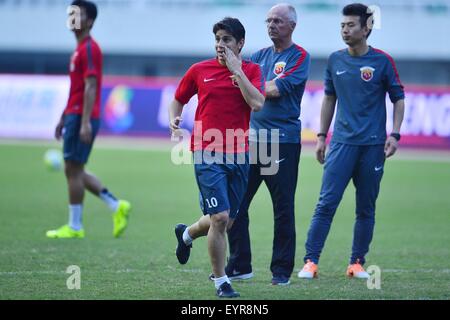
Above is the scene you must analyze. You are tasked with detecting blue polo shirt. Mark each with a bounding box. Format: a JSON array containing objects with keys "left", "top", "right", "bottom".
[
  {"left": 250, "top": 44, "right": 310, "bottom": 143},
  {"left": 325, "top": 46, "right": 405, "bottom": 145}
]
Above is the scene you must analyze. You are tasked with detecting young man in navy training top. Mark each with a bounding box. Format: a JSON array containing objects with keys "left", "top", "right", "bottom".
[{"left": 298, "top": 3, "right": 405, "bottom": 279}]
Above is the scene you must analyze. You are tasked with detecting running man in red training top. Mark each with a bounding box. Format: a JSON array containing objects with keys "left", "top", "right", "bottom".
[
  {"left": 46, "top": 0, "right": 131, "bottom": 239},
  {"left": 169, "top": 17, "right": 265, "bottom": 298}
]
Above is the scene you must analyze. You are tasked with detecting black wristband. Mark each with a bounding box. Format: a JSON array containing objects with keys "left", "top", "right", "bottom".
[
  {"left": 317, "top": 133, "right": 327, "bottom": 138},
  {"left": 390, "top": 133, "right": 401, "bottom": 141}
]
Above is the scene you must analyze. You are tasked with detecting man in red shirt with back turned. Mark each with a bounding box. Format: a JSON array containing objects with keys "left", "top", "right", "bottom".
[{"left": 46, "top": 0, "right": 131, "bottom": 239}]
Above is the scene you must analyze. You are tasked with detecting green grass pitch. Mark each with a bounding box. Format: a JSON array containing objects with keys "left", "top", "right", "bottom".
[{"left": 0, "top": 141, "right": 449, "bottom": 299}]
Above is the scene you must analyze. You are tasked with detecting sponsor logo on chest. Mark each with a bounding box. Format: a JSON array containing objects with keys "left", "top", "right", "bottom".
[{"left": 202, "top": 75, "right": 239, "bottom": 88}]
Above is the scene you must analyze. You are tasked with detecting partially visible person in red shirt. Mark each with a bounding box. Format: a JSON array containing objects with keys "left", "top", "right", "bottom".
[{"left": 46, "top": 0, "right": 131, "bottom": 240}]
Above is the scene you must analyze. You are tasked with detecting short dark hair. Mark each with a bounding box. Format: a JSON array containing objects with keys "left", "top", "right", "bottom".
[
  {"left": 212, "top": 17, "right": 245, "bottom": 43},
  {"left": 71, "top": 0, "right": 98, "bottom": 22},
  {"left": 342, "top": 3, "right": 373, "bottom": 38}
]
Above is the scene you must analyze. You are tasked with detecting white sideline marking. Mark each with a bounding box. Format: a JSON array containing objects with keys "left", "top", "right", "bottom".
[{"left": 383, "top": 269, "right": 450, "bottom": 273}]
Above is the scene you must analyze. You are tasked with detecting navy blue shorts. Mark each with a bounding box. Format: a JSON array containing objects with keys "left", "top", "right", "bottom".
[
  {"left": 194, "top": 151, "right": 249, "bottom": 219},
  {"left": 63, "top": 114, "right": 100, "bottom": 164}
]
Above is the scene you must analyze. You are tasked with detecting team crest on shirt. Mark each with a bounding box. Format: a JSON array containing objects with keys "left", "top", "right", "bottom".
[
  {"left": 231, "top": 77, "right": 239, "bottom": 87},
  {"left": 360, "top": 66, "right": 375, "bottom": 82},
  {"left": 273, "top": 61, "right": 286, "bottom": 76}
]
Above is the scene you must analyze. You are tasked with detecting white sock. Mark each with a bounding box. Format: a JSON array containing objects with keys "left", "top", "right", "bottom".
[
  {"left": 214, "top": 275, "right": 230, "bottom": 289},
  {"left": 69, "top": 204, "right": 83, "bottom": 231},
  {"left": 182, "top": 227, "right": 193, "bottom": 245},
  {"left": 99, "top": 189, "right": 119, "bottom": 212}
]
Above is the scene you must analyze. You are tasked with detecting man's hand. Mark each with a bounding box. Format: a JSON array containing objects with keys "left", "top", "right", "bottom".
[
  {"left": 55, "top": 118, "right": 64, "bottom": 140},
  {"left": 316, "top": 137, "right": 327, "bottom": 164},
  {"left": 223, "top": 46, "right": 242, "bottom": 76},
  {"left": 264, "top": 80, "right": 281, "bottom": 98},
  {"left": 384, "top": 136, "right": 398, "bottom": 158},
  {"left": 170, "top": 116, "right": 183, "bottom": 137},
  {"left": 79, "top": 121, "right": 92, "bottom": 144}
]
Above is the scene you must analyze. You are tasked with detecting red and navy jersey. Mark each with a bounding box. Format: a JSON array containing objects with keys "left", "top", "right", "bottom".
[
  {"left": 250, "top": 44, "right": 310, "bottom": 144},
  {"left": 175, "top": 58, "right": 265, "bottom": 153},
  {"left": 64, "top": 36, "right": 103, "bottom": 119}
]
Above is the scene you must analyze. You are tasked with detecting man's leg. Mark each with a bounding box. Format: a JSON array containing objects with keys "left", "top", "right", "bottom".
[
  {"left": 226, "top": 162, "right": 263, "bottom": 274},
  {"left": 83, "top": 171, "right": 102, "bottom": 196},
  {"left": 209, "top": 211, "right": 230, "bottom": 278},
  {"left": 264, "top": 143, "right": 300, "bottom": 282},
  {"left": 350, "top": 145, "right": 385, "bottom": 265},
  {"left": 46, "top": 160, "right": 86, "bottom": 238},
  {"left": 175, "top": 157, "right": 229, "bottom": 265},
  {"left": 83, "top": 170, "right": 131, "bottom": 237},
  {"left": 83, "top": 171, "right": 121, "bottom": 212},
  {"left": 185, "top": 215, "right": 211, "bottom": 240},
  {"left": 206, "top": 211, "right": 239, "bottom": 298},
  {"left": 192, "top": 155, "right": 240, "bottom": 297},
  {"left": 66, "top": 161, "right": 85, "bottom": 205},
  {"left": 84, "top": 172, "right": 116, "bottom": 210},
  {"left": 81, "top": 117, "right": 130, "bottom": 237},
  {"left": 175, "top": 213, "right": 237, "bottom": 266},
  {"left": 80, "top": 114, "right": 122, "bottom": 213},
  {"left": 174, "top": 215, "right": 209, "bottom": 265},
  {"left": 65, "top": 160, "right": 85, "bottom": 231},
  {"left": 47, "top": 115, "right": 86, "bottom": 238},
  {"left": 303, "top": 143, "right": 358, "bottom": 264}
]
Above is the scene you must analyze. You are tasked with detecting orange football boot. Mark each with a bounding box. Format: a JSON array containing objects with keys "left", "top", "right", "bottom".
[{"left": 297, "top": 259, "right": 318, "bottom": 279}]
